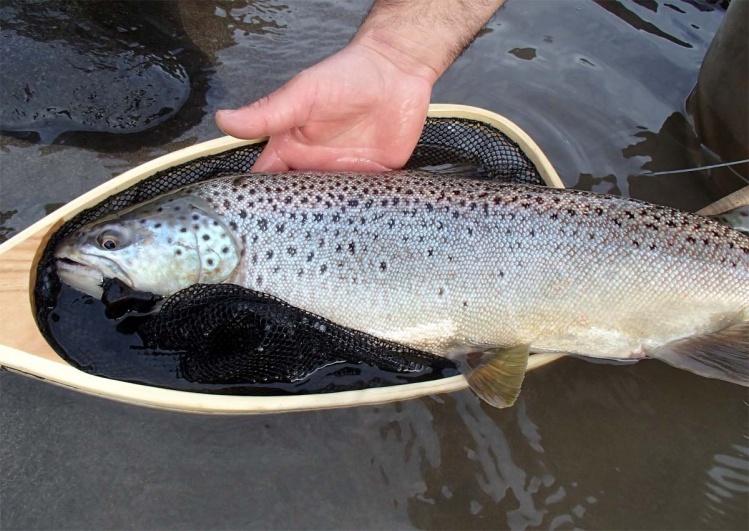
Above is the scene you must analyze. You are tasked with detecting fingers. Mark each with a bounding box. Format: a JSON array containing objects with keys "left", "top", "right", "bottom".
[
  {"left": 216, "top": 81, "right": 306, "bottom": 140},
  {"left": 252, "top": 142, "right": 290, "bottom": 172}
]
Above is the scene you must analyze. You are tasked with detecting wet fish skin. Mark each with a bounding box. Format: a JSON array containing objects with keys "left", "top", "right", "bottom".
[{"left": 54, "top": 170, "right": 749, "bottom": 403}]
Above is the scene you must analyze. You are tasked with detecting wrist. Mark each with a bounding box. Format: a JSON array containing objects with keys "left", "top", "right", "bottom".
[
  {"left": 351, "top": 27, "right": 446, "bottom": 85},
  {"left": 350, "top": 0, "right": 504, "bottom": 85}
]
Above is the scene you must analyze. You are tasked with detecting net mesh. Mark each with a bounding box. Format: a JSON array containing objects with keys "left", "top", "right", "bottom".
[{"left": 33, "top": 117, "right": 545, "bottom": 395}]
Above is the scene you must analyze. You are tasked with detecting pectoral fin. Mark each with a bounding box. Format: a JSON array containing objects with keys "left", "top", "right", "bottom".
[
  {"left": 651, "top": 322, "right": 749, "bottom": 386},
  {"left": 454, "top": 345, "right": 530, "bottom": 408}
]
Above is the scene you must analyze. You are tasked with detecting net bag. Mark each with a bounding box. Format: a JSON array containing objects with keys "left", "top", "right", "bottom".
[{"left": 33, "top": 116, "right": 547, "bottom": 396}]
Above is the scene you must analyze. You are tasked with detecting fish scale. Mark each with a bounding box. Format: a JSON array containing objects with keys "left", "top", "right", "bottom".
[{"left": 180, "top": 171, "right": 749, "bottom": 358}]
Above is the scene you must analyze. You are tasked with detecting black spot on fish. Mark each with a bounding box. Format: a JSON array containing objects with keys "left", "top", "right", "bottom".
[
  {"left": 207, "top": 259, "right": 214, "bottom": 266},
  {"left": 276, "top": 224, "right": 285, "bottom": 234},
  {"left": 257, "top": 219, "right": 268, "bottom": 231},
  {"left": 240, "top": 210, "right": 248, "bottom": 219},
  {"left": 251, "top": 253, "right": 258, "bottom": 264},
  {"left": 438, "top": 287, "right": 444, "bottom": 296},
  {"left": 348, "top": 242, "right": 356, "bottom": 255},
  {"left": 154, "top": 223, "right": 162, "bottom": 229},
  {"left": 256, "top": 275, "right": 263, "bottom": 287},
  {"left": 180, "top": 228, "right": 187, "bottom": 233},
  {"left": 192, "top": 214, "right": 199, "bottom": 221},
  {"left": 238, "top": 195, "right": 245, "bottom": 201},
  {"left": 175, "top": 249, "right": 182, "bottom": 256},
  {"left": 287, "top": 247, "right": 297, "bottom": 256},
  {"left": 320, "top": 264, "right": 327, "bottom": 274},
  {"left": 230, "top": 221, "right": 238, "bottom": 231},
  {"left": 222, "top": 247, "right": 229, "bottom": 254},
  {"left": 202, "top": 234, "right": 210, "bottom": 241},
  {"left": 266, "top": 250, "right": 274, "bottom": 259},
  {"left": 380, "top": 261, "right": 387, "bottom": 272}
]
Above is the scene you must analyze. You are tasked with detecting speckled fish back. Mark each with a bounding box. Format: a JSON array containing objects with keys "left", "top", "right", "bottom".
[{"left": 184, "top": 171, "right": 749, "bottom": 357}]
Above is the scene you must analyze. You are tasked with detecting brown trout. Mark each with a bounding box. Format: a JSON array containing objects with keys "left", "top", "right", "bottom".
[{"left": 55, "top": 171, "right": 749, "bottom": 407}]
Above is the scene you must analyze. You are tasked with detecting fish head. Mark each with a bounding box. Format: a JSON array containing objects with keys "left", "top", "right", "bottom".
[{"left": 54, "top": 193, "right": 240, "bottom": 298}]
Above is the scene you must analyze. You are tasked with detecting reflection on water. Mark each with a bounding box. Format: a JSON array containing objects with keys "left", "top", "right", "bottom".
[
  {"left": 591, "top": 0, "right": 694, "bottom": 48},
  {"left": 0, "top": 0, "right": 211, "bottom": 148},
  {"left": 701, "top": 443, "right": 749, "bottom": 529},
  {"left": 1, "top": 1, "right": 748, "bottom": 529}
]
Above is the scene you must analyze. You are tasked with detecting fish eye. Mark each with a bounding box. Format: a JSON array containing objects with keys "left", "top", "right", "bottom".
[{"left": 97, "top": 231, "right": 121, "bottom": 251}]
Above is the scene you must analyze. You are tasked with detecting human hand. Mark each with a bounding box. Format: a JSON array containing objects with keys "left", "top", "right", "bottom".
[{"left": 215, "top": 41, "right": 434, "bottom": 172}]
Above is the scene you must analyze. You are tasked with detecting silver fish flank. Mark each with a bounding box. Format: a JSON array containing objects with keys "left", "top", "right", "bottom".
[{"left": 55, "top": 171, "right": 749, "bottom": 407}]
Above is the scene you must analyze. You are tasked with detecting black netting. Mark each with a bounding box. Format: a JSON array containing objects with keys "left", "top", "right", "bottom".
[
  {"left": 138, "top": 284, "right": 453, "bottom": 385},
  {"left": 33, "top": 117, "right": 544, "bottom": 395}
]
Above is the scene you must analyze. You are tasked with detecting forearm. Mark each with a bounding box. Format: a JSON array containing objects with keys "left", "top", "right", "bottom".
[{"left": 352, "top": 0, "right": 505, "bottom": 83}]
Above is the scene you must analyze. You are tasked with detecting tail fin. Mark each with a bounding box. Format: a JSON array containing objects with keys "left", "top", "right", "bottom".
[{"left": 651, "top": 322, "right": 749, "bottom": 386}]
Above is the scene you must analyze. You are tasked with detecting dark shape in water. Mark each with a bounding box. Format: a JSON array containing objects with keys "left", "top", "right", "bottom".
[
  {"left": 591, "top": 0, "right": 692, "bottom": 47},
  {"left": 0, "top": 210, "right": 18, "bottom": 244},
  {"left": 508, "top": 47, "right": 537, "bottom": 61},
  {"left": 0, "top": 0, "right": 210, "bottom": 147}
]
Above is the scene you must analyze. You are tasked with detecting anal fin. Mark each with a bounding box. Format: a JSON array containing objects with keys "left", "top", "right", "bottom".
[
  {"left": 454, "top": 345, "right": 530, "bottom": 408},
  {"left": 651, "top": 322, "right": 749, "bottom": 386}
]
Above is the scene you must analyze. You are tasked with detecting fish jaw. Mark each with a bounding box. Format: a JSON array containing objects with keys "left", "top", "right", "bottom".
[{"left": 55, "top": 251, "right": 132, "bottom": 299}]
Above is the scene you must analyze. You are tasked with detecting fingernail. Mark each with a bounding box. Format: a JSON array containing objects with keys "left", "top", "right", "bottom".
[{"left": 217, "top": 109, "right": 239, "bottom": 115}]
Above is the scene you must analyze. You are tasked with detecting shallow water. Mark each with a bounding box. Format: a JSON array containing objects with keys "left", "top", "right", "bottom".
[{"left": 1, "top": 1, "right": 747, "bottom": 529}]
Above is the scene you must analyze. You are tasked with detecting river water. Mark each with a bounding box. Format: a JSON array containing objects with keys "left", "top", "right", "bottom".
[{"left": 1, "top": 1, "right": 747, "bottom": 529}]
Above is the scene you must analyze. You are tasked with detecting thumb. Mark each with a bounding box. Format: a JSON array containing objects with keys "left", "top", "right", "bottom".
[{"left": 216, "top": 81, "right": 307, "bottom": 139}]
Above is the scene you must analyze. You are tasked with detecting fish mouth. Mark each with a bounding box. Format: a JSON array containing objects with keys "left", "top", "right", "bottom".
[{"left": 55, "top": 253, "right": 132, "bottom": 297}]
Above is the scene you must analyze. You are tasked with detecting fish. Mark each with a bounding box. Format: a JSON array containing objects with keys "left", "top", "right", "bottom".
[{"left": 54, "top": 170, "right": 749, "bottom": 408}]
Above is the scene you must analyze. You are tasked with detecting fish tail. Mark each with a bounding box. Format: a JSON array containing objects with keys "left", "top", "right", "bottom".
[{"left": 650, "top": 322, "right": 749, "bottom": 386}]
